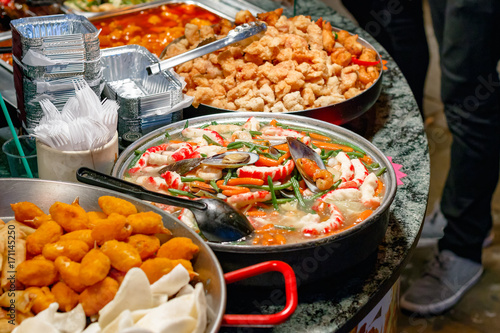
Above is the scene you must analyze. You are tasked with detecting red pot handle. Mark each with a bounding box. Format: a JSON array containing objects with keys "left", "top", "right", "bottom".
[{"left": 222, "top": 260, "right": 298, "bottom": 327}]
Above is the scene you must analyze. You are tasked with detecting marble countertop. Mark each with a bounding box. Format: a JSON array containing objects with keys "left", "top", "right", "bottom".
[
  {"left": 218, "top": 0, "right": 430, "bottom": 332},
  {"left": 0, "top": 0, "right": 430, "bottom": 331}
]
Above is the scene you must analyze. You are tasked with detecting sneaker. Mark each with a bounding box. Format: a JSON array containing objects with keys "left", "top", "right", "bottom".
[
  {"left": 400, "top": 250, "right": 483, "bottom": 315},
  {"left": 417, "top": 203, "right": 494, "bottom": 248}
]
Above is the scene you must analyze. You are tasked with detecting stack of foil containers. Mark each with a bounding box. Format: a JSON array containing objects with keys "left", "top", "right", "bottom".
[
  {"left": 10, "top": 14, "right": 103, "bottom": 132},
  {"left": 101, "top": 45, "right": 184, "bottom": 147}
]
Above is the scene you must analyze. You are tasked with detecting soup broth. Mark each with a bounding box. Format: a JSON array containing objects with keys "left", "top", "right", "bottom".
[{"left": 124, "top": 118, "right": 386, "bottom": 245}]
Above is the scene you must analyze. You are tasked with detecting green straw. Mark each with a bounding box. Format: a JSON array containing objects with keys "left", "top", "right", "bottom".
[{"left": 0, "top": 92, "right": 33, "bottom": 178}]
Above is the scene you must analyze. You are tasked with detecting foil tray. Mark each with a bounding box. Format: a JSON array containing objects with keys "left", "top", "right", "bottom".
[{"left": 101, "top": 44, "right": 183, "bottom": 146}]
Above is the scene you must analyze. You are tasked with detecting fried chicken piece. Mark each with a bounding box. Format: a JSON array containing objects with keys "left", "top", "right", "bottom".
[
  {"left": 25, "top": 221, "right": 63, "bottom": 256},
  {"left": 98, "top": 196, "right": 138, "bottom": 217},
  {"left": 156, "top": 237, "right": 199, "bottom": 261},
  {"left": 126, "top": 211, "right": 168, "bottom": 235},
  {"left": 283, "top": 91, "right": 305, "bottom": 111},
  {"left": 234, "top": 10, "right": 256, "bottom": 25},
  {"left": 343, "top": 34, "right": 363, "bottom": 56},
  {"left": 108, "top": 268, "right": 127, "bottom": 285},
  {"left": 91, "top": 213, "right": 132, "bottom": 245},
  {"left": 344, "top": 87, "right": 362, "bottom": 99},
  {"left": 79, "top": 249, "right": 111, "bottom": 286},
  {"left": 31, "top": 214, "right": 52, "bottom": 228},
  {"left": 25, "top": 287, "right": 56, "bottom": 314},
  {"left": 140, "top": 257, "right": 175, "bottom": 284},
  {"left": 49, "top": 201, "right": 89, "bottom": 232},
  {"left": 306, "top": 22, "right": 323, "bottom": 50},
  {"left": 340, "top": 65, "right": 359, "bottom": 91},
  {"left": 192, "top": 86, "right": 216, "bottom": 108},
  {"left": 79, "top": 277, "right": 119, "bottom": 316},
  {"left": 321, "top": 21, "right": 336, "bottom": 53},
  {"left": 87, "top": 211, "right": 108, "bottom": 229},
  {"left": 358, "top": 66, "right": 378, "bottom": 85},
  {"left": 257, "top": 8, "right": 283, "bottom": 26},
  {"left": 42, "top": 240, "right": 90, "bottom": 262},
  {"left": 336, "top": 30, "right": 351, "bottom": 45},
  {"left": 10, "top": 202, "right": 45, "bottom": 224},
  {"left": 101, "top": 240, "right": 142, "bottom": 272},
  {"left": 301, "top": 86, "right": 316, "bottom": 106},
  {"left": 313, "top": 93, "right": 345, "bottom": 107},
  {"left": 54, "top": 256, "right": 86, "bottom": 293},
  {"left": 359, "top": 48, "right": 378, "bottom": 63},
  {"left": 127, "top": 234, "right": 160, "bottom": 260},
  {"left": 51, "top": 281, "right": 79, "bottom": 312},
  {"left": 290, "top": 14, "right": 312, "bottom": 32},
  {"left": 59, "top": 229, "right": 94, "bottom": 248},
  {"left": 17, "top": 258, "right": 58, "bottom": 287},
  {"left": 184, "top": 23, "right": 201, "bottom": 45}
]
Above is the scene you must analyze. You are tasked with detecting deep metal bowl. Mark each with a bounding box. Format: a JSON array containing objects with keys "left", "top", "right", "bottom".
[
  {"left": 112, "top": 113, "right": 397, "bottom": 285},
  {"left": 183, "top": 30, "right": 384, "bottom": 126},
  {"left": 0, "top": 178, "right": 225, "bottom": 332}
]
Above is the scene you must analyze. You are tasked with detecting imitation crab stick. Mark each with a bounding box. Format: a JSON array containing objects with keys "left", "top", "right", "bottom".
[
  {"left": 226, "top": 178, "right": 265, "bottom": 186},
  {"left": 311, "top": 141, "right": 354, "bottom": 152}
]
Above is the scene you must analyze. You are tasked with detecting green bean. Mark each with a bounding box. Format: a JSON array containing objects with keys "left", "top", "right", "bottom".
[
  {"left": 168, "top": 188, "right": 196, "bottom": 198},
  {"left": 134, "top": 149, "right": 142, "bottom": 155},
  {"left": 128, "top": 149, "right": 145, "bottom": 169},
  {"left": 223, "top": 169, "right": 232, "bottom": 185},
  {"left": 203, "top": 134, "right": 223, "bottom": 147},
  {"left": 249, "top": 130, "right": 262, "bottom": 136},
  {"left": 306, "top": 189, "right": 330, "bottom": 202},
  {"left": 239, "top": 141, "right": 269, "bottom": 150},
  {"left": 211, "top": 121, "right": 218, "bottom": 125},
  {"left": 268, "top": 176, "right": 279, "bottom": 211},
  {"left": 181, "top": 177, "right": 205, "bottom": 182},
  {"left": 226, "top": 142, "right": 244, "bottom": 150},
  {"left": 291, "top": 177, "right": 306, "bottom": 208},
  {"left": 346, "top": 152, "right": 365, "bottom": 159},
  {"left": 210, "top": 180, "right": 220, "bottom": 193},
  {"left": 331, "top": 139, "right": 366, "bottom": 155},
  {"left": 376, "top": 167, "right": 387, "bottom": 176},
  {"left": 183, "top": 120, "right": 189, "bottom": 129},
  {"left": 254, "top": 147, "right": 279, "bottom": 160},
  {"left": 274, "top": 225, "right": 296, "bottom": 231},
  {"left": 275, "top": 122, "right": 331, "bottom": 137},
  {"left": 200, "top": 153, "right": 207, "bottom": 158},
  {"left": 165, "top": 132, "right": 171, "bottom": 139},
  {"left": 199, "top": 124, "right": 210, "bottom": 129}
]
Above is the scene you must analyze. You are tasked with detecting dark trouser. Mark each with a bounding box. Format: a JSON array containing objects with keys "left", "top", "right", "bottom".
[
  {"left": 429, "top": 0, "right": 500, "bottom": 263},
  {"left": 341, "top": 0, "right": 429, "bottom": 114}
]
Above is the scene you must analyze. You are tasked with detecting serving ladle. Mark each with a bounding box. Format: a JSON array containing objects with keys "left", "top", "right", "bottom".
[{"left": 76, "top": 167, "right": 254, "bottom": 243}]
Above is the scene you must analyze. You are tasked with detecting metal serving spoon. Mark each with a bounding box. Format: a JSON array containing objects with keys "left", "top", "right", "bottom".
[{"left": 76, "top": 167, "right": 254, "bottom": 243}]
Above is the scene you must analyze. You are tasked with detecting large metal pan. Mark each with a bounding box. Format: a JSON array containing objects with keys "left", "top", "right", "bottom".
[
  {"left": 0, "top": 178, "right": 298, "bottom": 329},
  {"left": 112, "top": 113, "right": 397, "bottom": 286},
  {"left": 183, "top": 29, "right": 384, "bottom": 126}
]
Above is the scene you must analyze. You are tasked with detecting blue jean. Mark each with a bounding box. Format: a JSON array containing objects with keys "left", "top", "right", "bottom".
[{"left": 429, "top": 0, "right": 500, "bottom": 263}]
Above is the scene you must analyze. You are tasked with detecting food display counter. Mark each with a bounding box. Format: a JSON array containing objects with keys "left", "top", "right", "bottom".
[{"left": 0, "top": 0, "right": 430, "bottom": 332}]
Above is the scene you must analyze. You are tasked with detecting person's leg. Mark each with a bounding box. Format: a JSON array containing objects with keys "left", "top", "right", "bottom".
[{"left": 437, "top": 0, "right": 500, "bottom": 264}]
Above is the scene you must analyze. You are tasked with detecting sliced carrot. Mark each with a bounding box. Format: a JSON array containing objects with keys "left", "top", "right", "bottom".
[
  {"left": 277, "top": 151, "right": 291, "bottom": 165},
  {"left": 299, "top": 179, "right": 307, "bottom": 189},
  {"left": 274, "top": 234, "right": 287, "bottom": 245},
  {"left": 312, "top": 140, "right": 354, "bottom": 152},
  {"left": 226, "top": 178, "right": 265, "bottom": 186},
  {"left": 255, "top": 156, "right": 280, "bottom": 167},
  {"left": 270, "top": 119, "right": 278, "bottom": 127},
  {"left": 273, "top": 144, "right": 289, "bottom": 152},
  {"left": 356, "top": 209, "right": 373, "bottom": 223},
  {"left": 374, "top": 180, "right": 384, "bottom": 196},
  {"left": 216, "top": 182, "right": 248, "bottom": 191},
  {"left": 246, "top": 211, "right": 267, "bottom": 217},
  {"left": 222, "top": 188, "right": 250, "bottom": 196},
  {"left": 361, "top": 155, "right": 373, "bottom": 164},
  {"left": 309, "top": 132, "right": 332, "bottom": 142}
]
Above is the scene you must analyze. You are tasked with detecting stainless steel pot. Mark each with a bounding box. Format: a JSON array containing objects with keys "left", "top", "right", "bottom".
[
  {"left": 112, "top": 113, "right": 397, "bottom": 286},
  {"left": 0, "top": 178, "right": 297, "bottom": 328}
]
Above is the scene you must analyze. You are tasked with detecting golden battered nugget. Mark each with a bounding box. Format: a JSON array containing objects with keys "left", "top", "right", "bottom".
[
  {"left": 10, "top": 202, "right": 45, "bottom": 224},
  {"left": 26, "top": 221, "right": 63, "bottom": 256},
  {"left": 42, "top": 240, "right": 90, "bottom": 262},
  {"left": 127, "top": 234, "right": 160, "bottom": 260},
  {"left": 49, "top": 201, "right": 89, "bottom": 232},
  {"left": 156, "top": 237, "right": 199, "bottom": 260},
  {"left": 140, "top": 257, "right": 175, "bottom": 284},
  {"left": 126, "top": 211, "right": 168, "bottom": 235},
  {"left": 79, "top": 277, "right": 119, "bottom": 316},
  {"left": 100, "top": 240, "right": 142, "bottom": 272},
  {"left": 98, "top": 196, "right": 137, "bottom": 216},
  {"left": 80, "top": 249, "right": 111, "bottom": 286},
  {"left": 16, "top": 258, "right": 58, "bottom": 287},
  {"left": 51, "top": 281, "right": 79, "bottom": 312},
  {"left": 54, "top": 256, "right": 86, "bottom": 293}
]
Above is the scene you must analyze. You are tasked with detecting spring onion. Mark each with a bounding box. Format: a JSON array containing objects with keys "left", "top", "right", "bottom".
[
  {"left": 203, "top": 134, "right": 223, "bottom": 147},
  {"left": 223, "top": 169, "right": 232, "bottom": 185},
  {"left": 291, "top": 177, "right": 306, "bottom": 208},
  {"left": 181, "top": 177, "right": 206, "bottom": 182},
  {"left": 168, "top": 188, "right": 196, "bottom": 198},
  {"left": 210, "top": 180, "right": 220, "bottom": 193},
  {"left": 267, "top": 175, "right": 279, "bottom": 211}
]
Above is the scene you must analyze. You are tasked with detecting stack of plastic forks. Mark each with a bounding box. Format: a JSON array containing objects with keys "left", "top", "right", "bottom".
[
  {"left": 34, "top": 79, "right": 118, "bottom": 152},
  {"left": 10, "top": 14, "right": 103, "bottom": 133}
]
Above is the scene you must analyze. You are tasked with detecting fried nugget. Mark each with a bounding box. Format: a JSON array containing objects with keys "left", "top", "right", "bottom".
[
  {"left": 100, "top": 240, "right": 142, "bottom": 272},
  {"left": 49, "top": 201, "right": 89, "bottom": 232},
  {"left": 98, "top": 196, "right": 138, "bottom": 216},
  {"left": 126, "top": 212, "right": 168, "bottom": 235},
  {"left": 127, "top": 234, "right": 160, "bottom": 260},
  {"left": 26, "top": 221, "right": 63, "bottom": 256},
  {"left": 59, "top": 229, "right": 94, "bottom": 248},
  {"left": 172, "top": 259, "right": 198, "bottom": 281},
  {"left": 80, "top": 249, "right": 110, "bottom": 286},
  {"left": 140, "top": 257, "right": 175, "bottom": 284},
  {"left": 51, "top": 281, "right": 79, "bottom": 312},
  {"left": 25, "top": 287, "right": 56, "bottom": 314},
  {"left": 42, "top": 240, "right": 90, "bottom": 262},
  {"left": 91, "top": 213, "right": 132, "bottom": 245},
  {"left": 79, "top": 277, "right": 119, "bottom": 316},
  {"left": 16, "top": 257, "right": 58, "bottom": 287},
  {"left": 87, "top": 211, "right": 108, "bottom": 229},
  {"left": 10, "top": 202, "right": 45, "bottom": 223},
  {"left": 54, "top": 256, "right": 86, "bottom": 293},
  {"left": 156, "top": 237, "right": 199, "bottom": 260}
]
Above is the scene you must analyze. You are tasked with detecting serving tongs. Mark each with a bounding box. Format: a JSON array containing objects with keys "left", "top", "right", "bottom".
[{"left": 146, "top": 21, "right": 267, "bottom": 76}]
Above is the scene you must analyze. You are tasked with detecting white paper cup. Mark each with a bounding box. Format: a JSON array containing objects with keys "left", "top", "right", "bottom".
[{"left": 36, "top": 132, "right": 119, "bottom": 182}]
